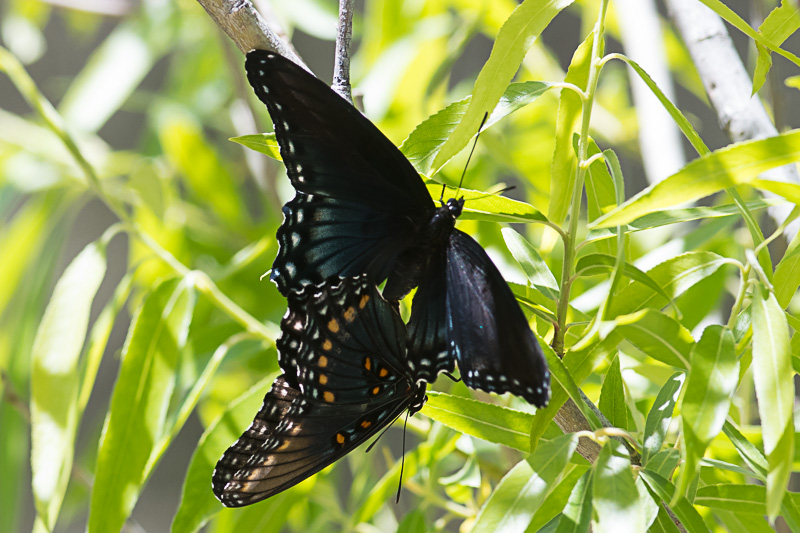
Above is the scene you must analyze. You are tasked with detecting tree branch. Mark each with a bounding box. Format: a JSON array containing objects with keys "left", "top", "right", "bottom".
[
  {"left": 332, "top": 0, "right": 355, "bottom": 104},
  {"left": 665, "top": 0, "right": 800, "bottom": 238},
  {"left": 195, "top": 0, "right": 306, "bottom": 68}
]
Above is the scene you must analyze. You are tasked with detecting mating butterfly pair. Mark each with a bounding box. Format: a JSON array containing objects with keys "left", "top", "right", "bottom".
[{"left": 213, "top": 50, "right": 551, "bottom": 506}]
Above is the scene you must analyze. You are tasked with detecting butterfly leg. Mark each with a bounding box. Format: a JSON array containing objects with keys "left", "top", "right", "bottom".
[{"left": 443, "top": 371, "right": 461, "bottom": 383}]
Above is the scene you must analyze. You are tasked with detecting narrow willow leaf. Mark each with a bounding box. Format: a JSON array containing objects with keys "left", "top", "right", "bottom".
[
  {"left": 649, "top": 506, "right": 682, "bottom": 533},
  {"left": 592, "top": 442, "right": 643, "bottom": 533},
  {"left": 59, "top": 24, "right": 155, "bottom": 133},
  {"left": 502, "top": 227, "right": 559, "bottom": 300},
  {"left": 172, "top": 374, "right": 275, "bottom": 533},
  {"left": 421, "top": 392, "right": 533, "bottom": 452},
  {"left": 555, "top": 471, "right": 593, "bottom": 533},
  {"left": 608, "top": 251, "right": 734, "bottom": 316},
  {"left": 678, "top": 325, "right": 737, "bottom": 497},
  {"left": 639, "top": 470, "right": 711, "bottom": 533},
  {"left": 774, "top": 226, "right": 800, "bottom": 308},
  {"left": 613, "top": 309, "right": 694, "bottom": 369},
  {"left": 526, "top": 466, "right": 587, "bottom": 532},
  {"left": 722, "top": 420, "right": 768, "bottom": 481},
  {"left": 471, "top": 433, "right": 578, "bottom": 533},
  {"left": 401, "top": 81, "right": 551, "bottom": 176},
  {"left": 751, "top": 283, "right": 794, "bottom": 520},
  {"left": 549, "top": 31, "right": 593, "bottom": 224},
  {"left": 584, "top": 139, "right": 616, "bottom": 223},
  {"left": 431, "top": 0, "right": 575, "bottom": 175},
  {"left": 585, "top": 199, "right": 784, "bottom": 242},
  {"left": 694, "top": 484, "right": 767, "bottom": 514},
  {"left": 88, "top": 278, "right": 196, "bottom": 533},
  {"left": 230, "top": 133, "right": 281, "bottom": 161},
  {"left": 646, "top": 448, "right": 680, "bottom": 480},
  {"left": 575, "top": 254, "right": 673, "bottom": 306},
  {"left": 715, "top": 511, "right": 774, "bottom": 533},
  {"left": 642, "top": 372, "right": 685, "bottom": 465},
  {"left": 592, "top": 130, "right": 800, "bottom": 228},
  {"left": 598, "top": 355, "right": 627, "bottom": 429},
  {"left": 637, "top": 477, "right": 660, "bottom": 530},
  {"left": 695, "top": 0, "right": 800, "bottom": 68},
  {"left": 753, "top": 2, "right": 800, "bottom": 94},
  {"left": 543, "top": 340, "right": 602, "bottom": 430},
  {"left": 425, "top": 182, "right": 548, "bottom": 223},
  {"left": 30, "top": 241, "right": 107, "bottom": 531}
]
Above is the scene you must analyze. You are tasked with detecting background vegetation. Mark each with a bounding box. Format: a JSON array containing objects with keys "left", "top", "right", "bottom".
[{"left": 2, "top": 0, "right": 800, "bottom": 531}]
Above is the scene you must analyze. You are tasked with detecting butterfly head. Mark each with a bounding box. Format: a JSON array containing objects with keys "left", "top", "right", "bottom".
[
  {"left": 444, "top": 197, "right": 465, "bottom": 218},
  {"left": 407, "top": 386, "right": 428, "bottom": 415}
]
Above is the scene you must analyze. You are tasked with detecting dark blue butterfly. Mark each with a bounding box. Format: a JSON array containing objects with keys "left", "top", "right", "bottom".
[
  {"left": 212, "top": 275, "right": 427, "bottom": 507},
  {"left": 245, "top": 50, "right": 550, "bottom": 407}
]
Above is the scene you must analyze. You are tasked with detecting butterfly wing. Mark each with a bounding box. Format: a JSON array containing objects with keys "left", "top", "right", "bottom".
[
  {"left": 445, "top": 230, "right": 550, "bottom": 407},
  {"left": 214, "top": 276, "right": 425, "bottom": 506},
  {"left": 271, "top": 193, "right": 420, "bottom": 295},
  {"left": 212, "top": 375, "right": 413, "bottom": 507},
  {"left": 245, "top": 51, "right": 434, "bottom": 294}
]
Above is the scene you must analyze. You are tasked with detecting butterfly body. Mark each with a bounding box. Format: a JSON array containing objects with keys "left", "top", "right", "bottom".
[{"left": 246, "top": 50, "right": 550, "bottom": 407}]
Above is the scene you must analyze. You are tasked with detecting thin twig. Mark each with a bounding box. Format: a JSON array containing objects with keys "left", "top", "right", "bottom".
[{"left": 332, "top": 0, "right": 355, "bottom": 103}]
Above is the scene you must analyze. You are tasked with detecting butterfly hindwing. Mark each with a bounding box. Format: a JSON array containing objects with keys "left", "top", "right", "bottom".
[
  {"left": 271, "top": 193, "right": 420, "bottom": 295},
  {"left": 445, "top": 230, "right": 551, "bottom": 407},
  {"left": 214, "top": 276, "right": 426, "bottom": 507}
]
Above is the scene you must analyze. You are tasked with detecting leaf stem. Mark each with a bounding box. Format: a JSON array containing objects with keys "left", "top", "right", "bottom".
[{"left": 553, "top": 0, "right": 609, "bottom": 356}]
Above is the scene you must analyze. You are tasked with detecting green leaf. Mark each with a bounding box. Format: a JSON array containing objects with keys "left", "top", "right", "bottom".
[
  {"left": 598, "top": 355, "right": 627, "bottom": 429},
  {"left": 613, "top": 310, "right": 694, "bottom": 369},
  {"left": 555, "top": 471, "right": 593, "bottom": 533},
  {"left": 722, "top": 420, "right": 768, "bottom": 481},
  {"left": 591, "top": 130, "right": 800, "bottom": 228},
  {"left": 677, "top": 325, "right": 737, "bottom": 497},
  {"left": 751, "top": 282, "right": 795, "bottom": 520},
  {"left": 502, "top": 227, "right": 560, "bottom": 300},
  {"left": 431, "top": 0, "right": 575, "bottom": 175},
  {"left": 526, "top": 466, "right": 588, "bottom": 532},
  {"left": 30, "top": 241, "right": 107, "bottom": 531},
  {"left": 642, "top": 372, "right": 685, "bottom": 465},
  {"left": 694, "top": 484, "right": 767, "bottom": 514},
  {"left": 421, "top": 392, "right": 533, "bottom": 452},
  {"left": 639, "top": 470, "right": 711, "bottom": 533},
  {"left": 646, "top": 448, "right": 680, "bottom": 480},
  {"left": 608, "top": 252, "right": 734, "bottom": 316},
  {"left": 401, "top": 81, "right": 552, "bottom": 176},
  {"left": 543, "top": 340, "right": 602, "bottom": 430},
  {"left": 549, "top": 31, "right": 593, "bottom": 224},
  {"left": 59, "top": 24, "right": 156, "bottom": 133},
  {"left": 715, "top": 510, "right": 775, "bottom": 533},
  {"left": 774, "top": 225, "right": 800, "bottom": 308},
  {"left": 471, "top": 433, "right": 578, "bottom": 533},
  {"left": 695, "top": 0, "right": 800, "bottom": 68},
  {"left": 574, "top": 254, "right": 674, "bottom": 307},
  {"left": 592, "top": 442, "right": 643, "bottom": 533},
  {"left": 648, "top": 506, "right": 682, "bottom": 533},
  {"left": 88, "top": 278, "right": 196, "bottom": 533},
  {"left": 584, "top": 139, "right": 617, "bottom": 223},
  {"left": 172, "top": 374, "right": 276, "bottom": 533},
  {"left": 229, "top": 133, "right": 282, "bottom": 160},
  {"left": 425, "top": 182, "right": 548, "bottom": 223},
  {"left": 753, "top": 2, "right": 800, "bottom": 94},
  {"left": 585, "top": 199, "right": 784, "bottom": 243}
]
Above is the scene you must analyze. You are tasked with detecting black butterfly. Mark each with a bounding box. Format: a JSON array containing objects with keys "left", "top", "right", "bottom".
[
  {"left": 245, "top": 50, "right": 550, "bottom": 407},
  {"left": 212, "top": 275, "right": 427, "bottom": 507}
]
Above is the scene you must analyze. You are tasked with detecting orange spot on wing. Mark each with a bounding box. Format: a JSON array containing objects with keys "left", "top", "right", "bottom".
[
  {"left": 343, "top": 306, "right": 356, "bottom": 322},
  {"left": 327, "top": 318, "right": 340, "bottom": 333},
  {"left": 321, "top": 339, "right": 333, "bottom": 351},
  {"left": 378, "top": 368, "right": 388, "bottom": 378},
  {"left": 371, "top": 386, "right": 380, "bottom": 396},
  {"left": 359, "top": 294, "right": 370, "bottom": 309},
  {"left": 361, "top": 420, "right": 372, "bottom": 428},
  {"left": 323, "top": 391, "right": 335, "bottom": 402},
  {"left": 336, "top": 433, "right": 345, "bottom": 444},
  {"left": 319, "top": 374, "right": 328, "bottom": 385},
  {"left": 364, "top": 357, "right": 371, "bottom": 371},
  {"left": 318, "top": 355, "right": 328, "bottom": 367}
]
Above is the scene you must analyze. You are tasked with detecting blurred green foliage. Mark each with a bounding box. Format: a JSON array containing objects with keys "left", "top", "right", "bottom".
[{"left": 2, "top": 0, "right": 800, "bottom": 532}]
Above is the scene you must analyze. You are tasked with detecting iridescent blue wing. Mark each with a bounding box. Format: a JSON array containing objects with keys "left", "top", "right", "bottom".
[
  {"left": 445, "top": 230, "right": 550, "bottom": 407},
  {"left": 244, "top": 51, "right": 435, "bottom": 295}
]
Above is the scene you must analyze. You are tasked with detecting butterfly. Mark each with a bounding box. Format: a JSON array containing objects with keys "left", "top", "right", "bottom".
[
  {"left": 212, "top": 275, "right": 427, "bottom": 507},
  {"left": 245, "top": 50, "right": 550, "bottom": 407}
]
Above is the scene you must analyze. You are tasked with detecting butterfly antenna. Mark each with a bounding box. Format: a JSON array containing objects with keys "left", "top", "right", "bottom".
[
  {"left": 365, "top": 412, "right": 404, "bottom": 453},
  {"left": 395, "top": 410, "right": 411, "bottom": 504},
  {"left": 455, "top": 112, "right": 490, "bottom": 198},
  {"left": 439, "top": 183, "right": 447, "bottom": 206}
]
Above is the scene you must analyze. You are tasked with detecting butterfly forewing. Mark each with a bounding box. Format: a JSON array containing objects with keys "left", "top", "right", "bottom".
[{"left": 445, "top": 230, "right": 551, "bottom": 407}]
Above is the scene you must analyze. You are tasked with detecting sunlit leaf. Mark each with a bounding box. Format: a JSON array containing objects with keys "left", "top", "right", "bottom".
[
  {"left": 503, "top": 227, "right": 559, "bottom": 300},
  {"left": 592, "top": 442, "right": 643, "bottom": 533},
  {"left": 642, "top": 372, "right": 684, "bottom": 465},
  {"left": 598, "top": 355, "right": 627, "bottom": 429}
]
